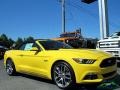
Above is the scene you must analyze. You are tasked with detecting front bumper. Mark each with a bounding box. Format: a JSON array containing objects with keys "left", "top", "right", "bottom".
[{"left": 73, "top": 62, "right": 117, "bottom": 84}]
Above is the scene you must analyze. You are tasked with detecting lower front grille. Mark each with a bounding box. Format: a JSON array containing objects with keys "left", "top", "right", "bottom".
[
  {"left": 102, "top": 71, "right": 116, "bottom": 78},
  {"left": 83, "top": 73, "right": 98, "bottom": 80}
]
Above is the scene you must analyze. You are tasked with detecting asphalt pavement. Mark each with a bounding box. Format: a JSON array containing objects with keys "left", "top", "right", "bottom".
[{"left": 0, "top": 59, "right": 120, "bottom": 90}]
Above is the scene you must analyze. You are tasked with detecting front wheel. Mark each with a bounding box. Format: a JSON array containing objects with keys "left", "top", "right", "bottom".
[
  {"left": 6, "top": 60, "right": 16, "bottom": 75},
  {"left": 52, "top": 61, "right": 76, "bottom": 89}
]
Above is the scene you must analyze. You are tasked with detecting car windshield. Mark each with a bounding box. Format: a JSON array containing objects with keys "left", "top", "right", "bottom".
[
  {"left": 39, "top": 40, "right": 73, "bottom": 50},
  {"left": 110, "top": 32, "right": 120, "bottom": 37}
]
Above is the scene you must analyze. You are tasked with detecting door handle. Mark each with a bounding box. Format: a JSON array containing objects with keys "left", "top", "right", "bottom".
[{"left": 19, "top": 54, "right": 23, "bottom": 56}]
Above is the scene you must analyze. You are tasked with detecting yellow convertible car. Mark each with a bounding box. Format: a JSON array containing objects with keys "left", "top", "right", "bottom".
[{"left": 4, "top": 39, "right": 117, "bottom": 89}]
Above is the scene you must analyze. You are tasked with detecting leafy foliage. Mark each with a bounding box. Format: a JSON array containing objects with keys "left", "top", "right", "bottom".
[
  {"left": 0, "top": 34, "right": 8, "bottom": 41},
  {"left": 24, "top": 36, "right": 34, "bottom": 42},
  {"left": 15, "top": 37, "right": 24, "bottom": 47},
  {"left": 0, "top": 34, "right": 14, "bottom": 48},
  {"left": 0, "top": 34, "right": 34, "bottom": 49}
]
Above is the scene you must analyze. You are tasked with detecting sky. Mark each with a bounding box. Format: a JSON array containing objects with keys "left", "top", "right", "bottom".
[{"left": 0, "top": 0, "right": 120, "bottom": 40}]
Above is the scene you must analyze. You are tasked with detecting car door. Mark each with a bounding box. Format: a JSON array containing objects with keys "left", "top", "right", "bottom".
[{"left": 17, "top": 42, "right": 48, "bottom": 76}]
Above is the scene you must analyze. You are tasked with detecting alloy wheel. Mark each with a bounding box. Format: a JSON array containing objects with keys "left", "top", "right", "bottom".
[
  {"left": 53, "top": 63, "right": 72, "bottom": 88},
  {"left": 6, "top": 63, "right": 14, "bottom": 75}
]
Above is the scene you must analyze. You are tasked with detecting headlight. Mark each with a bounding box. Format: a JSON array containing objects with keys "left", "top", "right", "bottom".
[{"left": 73, "top": 58, "right": 96, "bottom": 64}]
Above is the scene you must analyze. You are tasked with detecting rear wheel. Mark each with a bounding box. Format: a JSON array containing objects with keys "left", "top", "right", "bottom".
[
  {"left": 6, "top": 59, "right": 16, "bottom": 75},
  {"left": 52, "top": 61, "right": 76, "bottom": 89}
]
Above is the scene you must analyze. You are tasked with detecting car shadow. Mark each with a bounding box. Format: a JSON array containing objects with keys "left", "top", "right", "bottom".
[
  {"left": 96, "top": 74, "right": 120, "bottom": 90},
  {"left": 15, "top": 73, "right": 120, "bottom": 90},
  {"left": 15, "top": 73, "right": 97, "bottom": 90},
  {"left": 113, "top": 74, "right": 120, "bottom": 86},
  {"left": 16, "top": 73, "right": 54, "bottom": 84}
]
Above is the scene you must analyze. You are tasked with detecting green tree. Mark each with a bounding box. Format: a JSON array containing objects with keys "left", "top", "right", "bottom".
[
  {"left": 0, "top": 34, "right": 8, "bottom": 42},
  {"left": 0, "top": 34, "right": 10, "bottom": 48},
  {"left": 15, "top": 37, "right": 24, "bottom": 46},
  {"left": 8, "top": 38, "right": 15, "bottom": 47},
  {"left": 0, "top": 34, "right": 15, "bottom": 48},
  {"left": 24, "top": 36, "right": 34, "bottom": 42}
]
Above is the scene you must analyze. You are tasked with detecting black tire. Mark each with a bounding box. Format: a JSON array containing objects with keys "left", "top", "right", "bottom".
[
  {"left": 6, "top": 59, "right": 16, "bottom": 76},
  {"left": 52, "top": 61, "right": 76, "bottom": 89}
]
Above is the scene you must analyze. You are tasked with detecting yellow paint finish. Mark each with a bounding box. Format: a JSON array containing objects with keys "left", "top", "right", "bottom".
[{"left": 4, "top": 40, "right": 117, "bottom": 84}]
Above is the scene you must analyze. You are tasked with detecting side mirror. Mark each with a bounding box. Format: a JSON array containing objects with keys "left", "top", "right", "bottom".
[{"left": 30, "top": 47, "right": 39, "bottom": 51}]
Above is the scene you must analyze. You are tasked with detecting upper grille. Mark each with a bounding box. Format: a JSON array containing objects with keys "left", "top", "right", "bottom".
[{"left": 100, "top": 57, "right": 116, "bottom": 68}]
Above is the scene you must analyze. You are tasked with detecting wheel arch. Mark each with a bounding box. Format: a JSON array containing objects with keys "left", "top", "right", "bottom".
[
  {"left": 6, "top": 57, "right": 14, "bottom": 63},
  {"left": 5, "top": 57, "right": 16, "bottom": 69},
  {"left": 4, "top": 57, "right": 12, "bottom": 65}
]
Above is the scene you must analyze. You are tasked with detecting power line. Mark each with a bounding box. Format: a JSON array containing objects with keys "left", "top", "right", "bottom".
[
  {"left": 67, "top": 0, "right": 120, "bottom": 30},
  {"left": 57, "top": 0, "right": 120, "bottom": 30},
  {"left": 67, "top": 1, "right": 99, "bottom": 19}
]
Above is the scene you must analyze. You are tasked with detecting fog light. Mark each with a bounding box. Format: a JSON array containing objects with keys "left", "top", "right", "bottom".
[{"left": 84, "top": 73, "right": 98, "bottom": 80}]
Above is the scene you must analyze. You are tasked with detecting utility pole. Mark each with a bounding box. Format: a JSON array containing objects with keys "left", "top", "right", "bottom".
[
  {"left": 62, "top": 0, "right": 66, "bottom": 33},
  {"left": 98, "top": 0, "right": 109, "bottom": 39},
  {"left": 82, "top": 0, "right": 109, "bottom": 40}
]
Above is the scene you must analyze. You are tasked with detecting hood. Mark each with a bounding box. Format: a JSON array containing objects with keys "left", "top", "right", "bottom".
[{"left": 58, "top": 49, "right": 111, "bottom": 59}]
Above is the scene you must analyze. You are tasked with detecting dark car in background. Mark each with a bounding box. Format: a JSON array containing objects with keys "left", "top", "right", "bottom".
[
  {"left": 0, "top": 45, "right": 8, "bottom": 59},
  {"left": 0, "top": 41, "right": 8, "bottom": 59}
]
